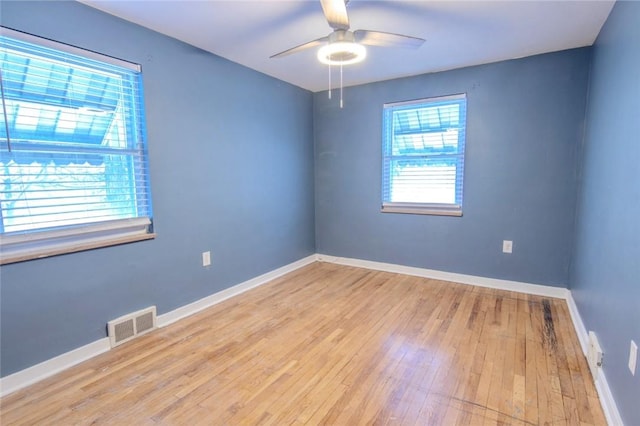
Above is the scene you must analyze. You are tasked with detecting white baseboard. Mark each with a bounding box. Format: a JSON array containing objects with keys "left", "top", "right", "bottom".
[
  {"left": 566, "top": 292, "right": 589, "bottom": 355},
  {"left": 0, "top": 254, "right": 317, "bottom": 398},
  {"left": 319, "top": 255, "right": 624, "bottom": 425},
  {"left": 565, "top": 295, "right": 623, "bottom": 426},
  {"left": 0, "top": 338, "right": 111, "bottom": 398},
  {"left": 595, "top": 367, "right": 624, "bottom": 426},
  {"left": 319, "top": 254, "right": 625, "bottom": 424},
  {"left": 0, "top": 252, "right": 624, "bottom": 426},
  {"left": 156, "top": 254, "right": 317, "bottom": 327},
  {"left": 317, "top": 254, "right": 570, "bottom": 299}
]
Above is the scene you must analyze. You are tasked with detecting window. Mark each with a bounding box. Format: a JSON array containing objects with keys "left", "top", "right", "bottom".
[
  {"left": 382, "top": 94, "right": 467, "bottom": 216},
  {"left": 0, "top": 27, "right": 154, "bottom": 264}
]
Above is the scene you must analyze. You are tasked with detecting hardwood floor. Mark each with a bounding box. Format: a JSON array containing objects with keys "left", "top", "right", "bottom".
[{"left": 0, "top": 262, "right": 606, "bottom": 425}]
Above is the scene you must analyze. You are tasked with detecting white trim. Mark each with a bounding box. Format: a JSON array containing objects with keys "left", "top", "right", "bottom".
[
  {"left": 0, "top": 217, "right": 151, "bottom": 246},
  {"left": 0, "top": 25, "right": 140, "bottom": 71},
  {"left": 384, "top": 93, "right": 466, "bottom": 108},
  {"left": 566, "top": 294, "right": 624, "bottom": 426},
  {"left": 317, "top": 254, "right": 569, "bottom": 299},
  {"left": 319, "top": 254, "right": 625, "bottom": 424},
  {"left": 0, "top": 218, "right": 153, "bottom": 265},
  {"left": 156, "top": 255, "right": 317, "bottom": 327},
  {"left": 0, "top": 338, "right": 110, "bottom": 398},
  {"left": 595, "top": 367, "right": 625, "bottom": 426},
  {"left": 566, "top": 292, "right": 589, "bottom": 355},
  {"left": 381, "top": 204, "right": 463, "bottom": 216},
  {"left": 0, "top": 254, "right": 317, "bottom": 397},
  {"left": 0, "top": 252, "right": 624, "bottom": 426}
]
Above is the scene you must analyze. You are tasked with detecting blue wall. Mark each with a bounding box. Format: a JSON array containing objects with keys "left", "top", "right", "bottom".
[
  {"left": 570, "top": 1, "right": 640, "bottom": 424},
  {"left": 314, "top": 49, "right": 590, "bottom": 286},
  {"left": 2, "top": 4, "right": 637, "bottom": 422},
  {"left": 0, "top": 1, "right": 315, "bottom": 376}
]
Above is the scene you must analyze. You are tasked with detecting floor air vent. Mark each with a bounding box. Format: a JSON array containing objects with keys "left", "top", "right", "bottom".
[{"left": 108, "top": 306, "right": 157, "bottom": 348}]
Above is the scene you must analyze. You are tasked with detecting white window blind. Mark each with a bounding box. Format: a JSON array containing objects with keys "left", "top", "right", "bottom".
[
  {"left": 381, "top": 94, "right": 467, "bottom": 216},
  {"left": 0, "top": 27, "right": 154, "bottom": 264}
]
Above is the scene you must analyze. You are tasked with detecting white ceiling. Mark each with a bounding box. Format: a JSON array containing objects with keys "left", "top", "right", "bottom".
[{"left": 78, "top": 0, "right": 615, "bottom": 92}]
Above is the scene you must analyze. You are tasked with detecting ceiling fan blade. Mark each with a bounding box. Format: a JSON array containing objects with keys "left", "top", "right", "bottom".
[
  {"left": 320, "top": 0, "right": 350, "bottom": 30},
  {"left": 270, "top": 36, "right": 328, "bottom": 58},
  {"left": 354, "top": 30, "right": 425, "bottom": 48}
]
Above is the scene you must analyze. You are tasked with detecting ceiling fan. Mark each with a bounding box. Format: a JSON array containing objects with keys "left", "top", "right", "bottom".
[{"left": 270, "top": 0, "right": 425, "bottom": 66}]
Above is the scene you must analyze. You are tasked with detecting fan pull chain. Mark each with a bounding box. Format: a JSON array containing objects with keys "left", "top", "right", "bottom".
[
  {"left": 340, "top": 63, "right": 343, "bottom": 109},
  {"left": 328, "top": 63, "right": 332, "bottom": 99}
]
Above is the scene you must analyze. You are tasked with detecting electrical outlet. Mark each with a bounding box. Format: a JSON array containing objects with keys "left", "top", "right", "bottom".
[
  {"left": 502, "top": 240, "right": 513, "bottom": 254},
  {"left": 629, "top": 340, "right": 637, "bottom": 376},
  {"left": 202, "top": 251, "right": 211, "bottom": 267}
]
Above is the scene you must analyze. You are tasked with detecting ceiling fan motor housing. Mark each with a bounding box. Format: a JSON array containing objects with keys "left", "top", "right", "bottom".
[
  {"left": 318, "top": 29, "right": 366, "bottom": 64},
  {"left": 271, "top": 0, "right": 424, "bottom": 62}
]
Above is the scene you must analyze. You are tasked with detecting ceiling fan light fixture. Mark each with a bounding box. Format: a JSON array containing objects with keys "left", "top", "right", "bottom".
[{"left": 317, "top": 41, "right": 366, "bottom": 66}]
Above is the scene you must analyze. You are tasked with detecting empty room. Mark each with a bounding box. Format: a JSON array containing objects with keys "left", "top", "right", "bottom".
[{"left": 0, "top": 0, "right": 638, "bottom": 424}]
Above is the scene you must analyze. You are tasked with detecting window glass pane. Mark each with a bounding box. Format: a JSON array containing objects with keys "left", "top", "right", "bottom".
[
  {"left": 1, "top": 48, "right": 126, "bottom": 147},
  {"left": 393, "top": 130, "right": 459, "bottom": 154},
  {"left": 382, "top": 94, "right": 467, "bottom": 213},
  {"left": 389, "top": 158, "right": 457, "bottom": 204},
  {"left": 0, "top": 30, "right": 152, "bottom": 242},
  {"left": 1, "top": 151, "right": 143, "bottom": 233}
]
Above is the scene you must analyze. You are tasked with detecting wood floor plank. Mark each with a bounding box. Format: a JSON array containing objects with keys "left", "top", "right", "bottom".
[
  {"left": 525, "top": 336, "right": 540, "bottom": 425},
  {"left": 0, "top": 262, "right": 606, "bottom": 425}
]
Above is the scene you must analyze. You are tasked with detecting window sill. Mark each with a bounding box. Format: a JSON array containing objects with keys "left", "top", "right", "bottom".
[
  {"left": 0, "top": 218, "right": 154, "bottom": 265},
  {"left": 381, "top": 204, "right": 462, "bottom": 217}
]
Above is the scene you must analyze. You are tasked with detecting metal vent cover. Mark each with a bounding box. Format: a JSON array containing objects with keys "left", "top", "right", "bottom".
[
  {"left": 136, "top": 311, "right": 155, "bottom": 334},
  {"left": 113, "top": 319, "right": 135, "bottom": 344},
  {"left": 107, "top": 306, "right": 157, "bottom": 348}
]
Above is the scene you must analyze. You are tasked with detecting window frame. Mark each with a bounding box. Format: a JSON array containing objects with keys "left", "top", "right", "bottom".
[
  {"left": 0, "top": 27, "right": 154, "bottom": 264},
  {"left": 381, "top": 93, "right": 467, "bottom": 216}
]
